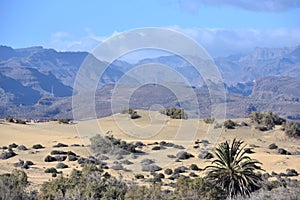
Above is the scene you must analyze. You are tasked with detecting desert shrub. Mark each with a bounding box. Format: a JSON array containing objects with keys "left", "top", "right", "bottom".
[
  {"left": 8, "top": 143, "right": 18, "bottom": 148},
  {"left": 56, "top": 162, "right": 68, "bottom": 169},
  {"left": 167, "top": 154, "right": 176, "bottom": 158},
  {"left": 121, "top": 108, "right": 141, "bottom": 119},
  {"left": 190, "top": 164, "right": 200, "bottom": 171},
  {"left": 44, "top": 167, "right": 58, "bottom": 174},
  {"left": 0, "top": 169, "right": 36, "bottom": 200},
  {"left": 154, "top": 173, "right": 165, "bottom": 179},
  {"left": 160, "top": 107, "right": 188, "bottom": 119},
  {"left": 32, "top": 144, "right": 44, "bottom": 149},
  {"left": 173, "top": 177, "right": 226, "bottom": 200},
  {"left": 17, "top": 145, "right": 28, "bottom": 151},
  {"left": 135, "top": 174, "right": 145, "bottom": 179},
  {"left": 283, "top": 121, "right": 300, "bottom": 138},
  {"left": 58, "top": 118, "right": 72, "bottom": 124},
  {"left": 44, "top": 155, "right": 57, "bottom": 162},
  {"left": 278, "top": 148, "right": 289, "bottom": 155},
  {"left": 246, "top": 185, "right": 300, "bottom": 200},
  {"left": 25, "top": 160, "right": 34, "bottom": 166},
  {"left": 204, "top": 117, "right": 215, "bottom": 124},
  {"left": 268, "top": 143, "right": 278, "bottom": 149},
  {"left": 53, "top": 143, "right": 68, "bottom": 148},
  {"left": 68, "top": 155, "right": 78, "bottom": 161},
  {"left": 141, "top": 164, "right": 162, "bottom": 172},
  {"left": 249, "top": 112, "right": 286, "bottom": 131},
  {"left": 39, "top": 164, "right": 127, "bottom": 200},
  {"left": 111, "top": 163, "right": 124, "bottom": 171},
  {"left": 50, "top": 150, "right": 67, "bottom": 155},
  {"left": 130, "top": 111, "right": 141, "bottom": 119},
  {"left": 5, "top": 115, "right": 14, "bottom": 122},
  {"left": 164, "top": 168, "right": 173, "bottom": 175},
  {"left": 214, "top": 123, "right": 222, "bottom": 129},
  {"left": 125, "top": 182, "right": 163, "bottom": 200},
  {"left": 0, "top": 150, "right": 17, "bottom": 160},
  {"left": 198, "top": 149, "right": 214, "bottom": 159},
  {"left": 121, "top": 159, "right": 133, "bottom": 165},
  {"left": 174, "top": 166, "right": 188, "bottom": 174},
  {"left": 152, "top": 146, "right": 161, "bottom": 150},
  {"left": 15, "top": 119, "right": 26, "bottom": 124},
  {"left": 54, "top": 155, "right": 67, "bottom": 161},
  {"left": 141, "top": 158, "right": 155, "bottom": 165},
  {"left": 121, "top": 108, "right": 134, "bottom": 114},
  {"left": 173, "top": 144, "right": 185, "bottom": 149},
  {"left": 90, "top": 132, "right": 136, "bottom": 155},
  {"left": 176, "top": 151, "right": 194, "bottom": 160},
  {"left": 224, "top": 119, "right": 236, "bottom": 129}
]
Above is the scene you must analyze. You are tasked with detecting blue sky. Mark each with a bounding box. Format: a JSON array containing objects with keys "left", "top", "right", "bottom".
[{"left": 1, "top": 0, "right": 300, "bottom": 56}]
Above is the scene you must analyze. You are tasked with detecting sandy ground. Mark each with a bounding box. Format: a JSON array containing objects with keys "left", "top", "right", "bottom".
[{"left": 1, "top": 110, "right": 300, "bottom": 189}]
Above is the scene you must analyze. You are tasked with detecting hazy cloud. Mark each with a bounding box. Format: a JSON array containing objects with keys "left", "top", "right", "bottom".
[
  {"left": 170, "top": 26, "right": 300, "bottom": 56},
  {"left": 46, "top": 28, "right": 300, "bottom": 57},
  {"left": 46, "top": 30, "right": 122, "bottom": 52},
  {"left": 179, "top": 0, "right": 300, "bottom": 12}
]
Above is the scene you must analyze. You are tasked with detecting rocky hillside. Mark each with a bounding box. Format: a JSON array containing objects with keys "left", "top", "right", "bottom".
[{"left": 0, "top": 45, "right": 299, "bottom": 119}]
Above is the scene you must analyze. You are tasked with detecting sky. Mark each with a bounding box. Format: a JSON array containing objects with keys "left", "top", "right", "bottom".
[{"left": 1, "top": 0, "right": 300, "bottom": 57}]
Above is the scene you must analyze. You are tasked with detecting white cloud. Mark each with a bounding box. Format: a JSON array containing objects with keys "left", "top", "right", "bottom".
[
  {"left": 45, "top": 27, "right": 300, "bottom": 57},
  {"left": 178, "top": 0, "right": 300, "bottom": 13},
  {"left": 45, "top": 29, "right": 117, "bottom": 52},
  {"left": 169, "top": 26, "right": 300, "bottom": 57}
]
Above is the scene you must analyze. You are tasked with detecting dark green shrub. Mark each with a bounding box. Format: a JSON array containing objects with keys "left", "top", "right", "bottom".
[
  {"left": 32, "top": 144, "right": 44, "bottom": 149},
  {"left": 224, "top": 119, "right": 236, "bottom": 129},
  {"left": 44, "top": 155, "right": 57, "bottom": 162},
  {"left": 0, "top": 169, "right": 33, "bottom": 199},
  {"left": 90, "top": 132, "right": 136, "bottom": 155},
  {"left": 130, "top": 111, "right": 141, "bottom": 119},
  {"left": 44, "top": 168, "right": 58, "bottom": 174},
  {"left": 160, "top": 107, "right": 188, "bottom": 119},
  {"left": 249, "top": 111, "right": 286, "bottom": 131},
  {"left": 268, "top": 143, "right": 278, "bottom": 149},
  {"left": 58, "top": 118, "right": 72, "bottom": 124},
  {"left": 135, "top": 174, "right": 145, "bottom": 179},
  {"left": 190, "top": 164, "right": 200, "bottom": 171},
  {"left": 39, "top": 164, "right": 127, "bottom": 199},
  {"left": 15, "top": 119, "right": 26, "bottom": 124},
  {"left": 283, "top": 121, "right": 300, "bottom": 138},
  {"left": 5, "top": 115, "right": 14, "bottom": 122},
  {"left": 204, "top": 117, "right": 215, "bottom": 124}
]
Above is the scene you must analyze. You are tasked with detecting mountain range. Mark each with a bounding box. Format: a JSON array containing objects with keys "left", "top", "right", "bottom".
[{"left": 0, "top": 45, "right": 299, "bottom": 120}]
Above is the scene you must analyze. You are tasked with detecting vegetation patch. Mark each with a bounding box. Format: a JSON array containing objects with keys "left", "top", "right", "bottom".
[
  {"left": 90, "top": 131, "right": 137, "bottom": 155},
  {"left": 121, "top": 108, "right": 141, "bottom": 119},
  {"left": 160, "top": 107, "right": 188, "bottom": 119}
]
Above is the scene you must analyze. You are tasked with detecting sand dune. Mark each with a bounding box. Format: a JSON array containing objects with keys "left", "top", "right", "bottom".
[{"left": 1, "top": 110, "right": 299, "bottom": 189}]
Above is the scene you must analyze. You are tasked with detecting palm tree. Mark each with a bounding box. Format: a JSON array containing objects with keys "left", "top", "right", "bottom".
[{"left": 204, "top": 138, "right": 263, "bottom": 199}]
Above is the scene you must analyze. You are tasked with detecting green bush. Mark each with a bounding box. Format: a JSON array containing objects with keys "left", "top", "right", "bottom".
[
  {"left": 224, "top": 119, "right": 236, "bottom": 129},
  {"left": 58, "top": 118, "right": 72, "bottom": 124},
  {"left": 0, "top": 169, "right": 36, "bottom": 199},
  {"left": 164, "top": 168, "right": 173, "bottom": 175},
  {"left": 135, "top": 174, "right": 145, "bottom": 179},
  {"left": 249, "top": 112, "right": 286, "bottom": 131},
  {"left": 283, "top": 121, "right": 300, "bottom": 138},
  {"left": 39, "top": 164, "right": 127, "bottom": 200},
  {"left": 15, "top": 119, "right": 26, "bottom": 124},
  {"left": 44, "top": 168, "right": 58, "bottom": 174},
  {"left": 160, "top": 107, "right": 188, "bottom": 119},
  {"left": 90, "top": 132, "right": 136, "bottom": 155},
  {"left": 121, "top": 108, "right": 141, "bottom": 119},
  {"left": 173, "top": 177, "right": 226, "bottom": 200},
  {"left": 204, "top": 117, "right": 215, "bottom": 124},
  {"left": 5, "top": 115, "right": 14, "bottom": 122}
]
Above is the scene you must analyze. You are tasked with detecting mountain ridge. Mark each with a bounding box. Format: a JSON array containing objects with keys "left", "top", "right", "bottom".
[{"left": 0, "top": 44, "right": 299, "bottom": 119}]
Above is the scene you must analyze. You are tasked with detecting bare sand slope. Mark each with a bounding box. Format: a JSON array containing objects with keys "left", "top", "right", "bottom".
[{"left": 0, "top": 110, "right": 299, "bottom": 188}]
